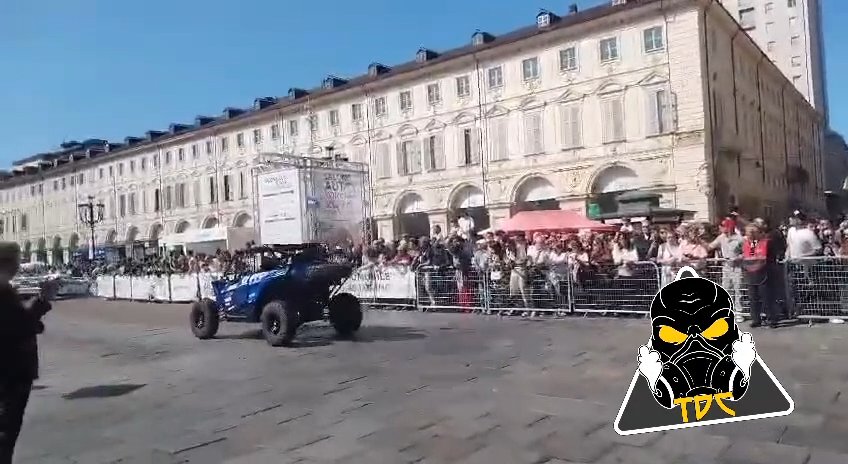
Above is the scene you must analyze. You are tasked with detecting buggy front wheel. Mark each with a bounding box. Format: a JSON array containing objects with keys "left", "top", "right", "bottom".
[
  {"left": 190, "top": 299, "right": 219, "bottom": 339},
  {"left": 261, "top": 300, "right": 298, "bottom": 346},
  {"left": 329, "top": 292, "right": 363, "bottom": 337}
]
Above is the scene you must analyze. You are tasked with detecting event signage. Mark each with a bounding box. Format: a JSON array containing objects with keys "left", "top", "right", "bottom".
[
  {"left": 307, "top": 169, "right": 366, "bottom": 246},
  {"left": 258, "top": 168, "right": 304, "bottom": 245},
  {"left": 339, "top": 264, "right": 416, "bottom": 300}
]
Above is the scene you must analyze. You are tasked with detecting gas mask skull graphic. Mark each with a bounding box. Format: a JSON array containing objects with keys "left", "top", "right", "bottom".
[{"left": 637, "top": 267, "right": 757, "bottom": 409}]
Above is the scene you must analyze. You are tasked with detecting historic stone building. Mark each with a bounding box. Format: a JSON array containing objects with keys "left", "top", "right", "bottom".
[{"left": 0, "top": 0, "right": 824, "bottom": 262}]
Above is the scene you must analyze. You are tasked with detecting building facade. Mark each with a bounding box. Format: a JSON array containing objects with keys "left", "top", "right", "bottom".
[
  {"left": 719, "top": 0, "right": 828, "bottom": 118},
  {"left": 0, "top": 0, "right": 825, "bottom": 263}
]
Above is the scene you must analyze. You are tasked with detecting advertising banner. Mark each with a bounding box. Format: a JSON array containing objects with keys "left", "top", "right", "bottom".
[
  {"left": 258, "top": 168, "right": 304, "bottom": 245},
  {"left": 340, "top": 264, "right": 416, "bottom": 300}
]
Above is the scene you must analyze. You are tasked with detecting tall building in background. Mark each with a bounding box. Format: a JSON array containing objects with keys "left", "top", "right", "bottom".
[
  {"left": 721, "top": 0, "right": 845, "bottom": 215},
  {"left": 720, "top": 0, "right": 828, "bottom": 119}
]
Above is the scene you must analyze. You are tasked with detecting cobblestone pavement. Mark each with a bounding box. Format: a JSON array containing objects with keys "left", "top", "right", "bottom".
[{"left": 15, "top": 299, "right": 848, "bottom": 463}]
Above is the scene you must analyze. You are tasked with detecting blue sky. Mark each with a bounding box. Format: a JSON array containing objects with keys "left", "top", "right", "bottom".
[{"left": 0, "top": 0, "right": 844, "bottom": 165}]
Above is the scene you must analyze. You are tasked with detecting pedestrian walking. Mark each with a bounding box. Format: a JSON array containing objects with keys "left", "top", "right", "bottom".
[{"left": 0, "top": 242, "right": 53, "bottom": 464}]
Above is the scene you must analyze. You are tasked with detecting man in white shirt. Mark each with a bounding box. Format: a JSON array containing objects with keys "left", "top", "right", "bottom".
[
  {"left": 787, "top": 220, "right": 822, "bottom": 259},
  {"left": 709, "top": 219, "right": 744, "bottom": 320},
  {"left": 457, "top": 212, "right": 475, "bottom": 240}
]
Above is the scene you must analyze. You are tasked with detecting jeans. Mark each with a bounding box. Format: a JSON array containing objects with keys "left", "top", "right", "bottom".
[
  {"left": 747, "top": 272, "right": 776, "bottom": 325},
  {"left": 0, "top": 380, "right": 33, "bottom": 464},
  {"left": 721, "top": 265, "right": 744, "bottom": 313}
]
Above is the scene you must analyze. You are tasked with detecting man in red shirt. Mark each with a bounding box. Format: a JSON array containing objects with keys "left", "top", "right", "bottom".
[{"left": 742, "top": 224, "right": 775, "bottom": 328}]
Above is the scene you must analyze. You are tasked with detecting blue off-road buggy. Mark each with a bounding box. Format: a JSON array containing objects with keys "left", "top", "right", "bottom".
[{"left": 189, "top": 244, "right": 363, "bottom": 346}]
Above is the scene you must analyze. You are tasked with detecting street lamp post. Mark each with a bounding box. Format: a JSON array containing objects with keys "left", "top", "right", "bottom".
[{"left": 77, "top": 196, "right": 105, "bottom": 261}]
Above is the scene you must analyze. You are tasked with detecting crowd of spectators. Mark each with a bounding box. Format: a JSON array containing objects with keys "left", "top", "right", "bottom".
[
  {"left": 28, "top": 207, "right": 848, "bottom": 322},
  {"left": 350, "top": 209, "right": 848, "bottom": 320}
]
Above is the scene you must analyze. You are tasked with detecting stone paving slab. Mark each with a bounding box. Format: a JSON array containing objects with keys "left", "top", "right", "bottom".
[{"left": 13, "top": 299, "right": 848, "bottom": 463}]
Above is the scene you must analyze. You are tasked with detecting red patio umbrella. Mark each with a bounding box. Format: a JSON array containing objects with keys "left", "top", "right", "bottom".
[{"left": 498, "top": 210, "right": 617, "bottom": 233}]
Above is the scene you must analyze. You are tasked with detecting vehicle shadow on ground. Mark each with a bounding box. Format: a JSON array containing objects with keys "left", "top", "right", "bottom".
[{"left": 214, "top": 324, "right": 427, "bottom": 347}]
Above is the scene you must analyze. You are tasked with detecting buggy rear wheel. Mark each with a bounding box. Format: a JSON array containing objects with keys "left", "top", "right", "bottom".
[
  {"left": 329, "top": 292, "right": 363, "bottom": 337},
  {"left": 190, "top": 299, "right": 219, "bottom": 339},
  {"left": 261, "top": 300, "right": 298, "bottom": 346}
]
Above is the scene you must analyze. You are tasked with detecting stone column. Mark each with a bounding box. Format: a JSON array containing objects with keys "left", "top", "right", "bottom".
[
  {"left": 427, "top": 209, "right": 448, "bottom": 236},
  {"left": 486, "top": 203, "right": 512, "bottom": 230},
  {"left": 375, "top": 216, "right": 395, "bottom": 241}
]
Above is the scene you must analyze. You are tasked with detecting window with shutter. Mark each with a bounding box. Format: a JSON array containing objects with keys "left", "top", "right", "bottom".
[
  {"left": 424, "top": 134, "right": 445, "bottom": 170},
  {"left": 193, "top": 181, "right": 200, "bottom": 207},
  {"left": 490, "top": 118, "right": 509, "bottom": 161},
  {"left": 560, "top": 104, "right": 582, "bottom": 148},
  {"left": 376, "top": 143, "right": 391, "bottom": 178},
  {"left": 471, "top": 129, "right": 481, "bottom": 164},
  {"left": 423, "top": 137, "right": 433, "bottom": 171},
  {"left": 602, "top": 97, "right": 625, "bottom": 142},
  {"left": 208, "top": 176, "right": 217, "bottom": 204},
  {"left": 396, "top": 142, "right": 407, "bottom": 176},
  {"left": 523, "top": 112, "right": 544, "bottom": 154},
  {"left": 406, "top": 140, "right": 422, "bottom": 174},
  {"left": 459, "top": 128, "right": 480, "bottom": 165},
  {"left": 646, "top": 89, "right": 671, "bottom": 136}
]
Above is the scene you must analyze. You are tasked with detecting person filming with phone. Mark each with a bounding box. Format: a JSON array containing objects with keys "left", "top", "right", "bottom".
[{"left": 0, "top": 242, "right": 56, "bottom": 463}]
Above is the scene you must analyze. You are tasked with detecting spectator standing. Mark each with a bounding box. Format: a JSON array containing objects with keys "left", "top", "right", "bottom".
[
  {"left": 709, "top": 219, "right": 745, "bottom": 320},
  {"left": 679, "top": 225, "right": 708, "bottom": 270},
  {"left": 630, "top": 221, "right": 652, "bottom": 261},
  {"left": 743, "top": 224, "right": 775, "bottom": 328},
  {"left": 786, "top": 212, "right": 821, "bottom": 259},
  {"left": 612, "top": 233, "right": 639, "bottom": 278},
  {"left": 0, "top": 242, "right": 53, "bottom": 463},
  {"left": 457, "top": 212, "right": 475, "bottom": 240},
  {"left": 656, "top": 227, "right": 682, "bottom": 288}
]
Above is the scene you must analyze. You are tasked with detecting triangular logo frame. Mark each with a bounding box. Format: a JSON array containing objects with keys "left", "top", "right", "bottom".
[{"left": 613, "top": 354, "right": 795, "bottom": 436}]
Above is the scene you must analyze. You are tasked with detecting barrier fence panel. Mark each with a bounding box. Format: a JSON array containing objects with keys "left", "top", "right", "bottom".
[
  {"left": 785, "top": 257, "right": 848, "bottom": 321},
  {"left": 700, "top": 259, "right": 751, "bottom": 316},
  {"left": 340, "top": 264, "right": 417, "bottom": 309},
  {"left": 170, "top": 274, "right": 198, "bottom": 303},
  {"left": 568, "top": 261, "right": 660, "bottom": 315},
  {"left": 81, "top": 258, "right": 848, "bottom": 322},
  {"left": 198, "top": 273, "right": 219, "bottom": 301},
  {"left": 416, "top": 266, "right": 484, "bottom": 313},
  {"left": 95, "top": 275, "right": 114, "bottom": 299},
  {"left": 114, "top": 276, "right": 133, "bottom": 300},
  {"left": 485, "top": 266, "right": 568, "bottom": 316}
]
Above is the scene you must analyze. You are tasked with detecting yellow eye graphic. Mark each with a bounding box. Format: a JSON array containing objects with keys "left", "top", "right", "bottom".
[
  {"left": 658, "top": 325, "right": 688, "bottom": 344},
  {"left": 701, "top": 318, "right": 729, "bottom": 340}
]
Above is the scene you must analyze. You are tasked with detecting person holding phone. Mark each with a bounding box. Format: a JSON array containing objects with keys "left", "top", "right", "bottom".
[{"left": 0, "top": 242, "right": 54, "bottom": 463}]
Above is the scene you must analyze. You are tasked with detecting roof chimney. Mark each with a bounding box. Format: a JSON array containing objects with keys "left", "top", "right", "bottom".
[{"left": 568, "top": 3, "right": 579, "bottom": 14}]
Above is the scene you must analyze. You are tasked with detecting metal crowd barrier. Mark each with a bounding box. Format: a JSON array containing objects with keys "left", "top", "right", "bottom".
[
  {"left": 568, "top": 261, "right": 660, "bottom": 315},
  {"left": 88, "top": 258, "right": 848, "bottom": 322},
  {"left": 94, "top": 273, "right": 222, "bottom": 303},
  {"left": 784, "top": 257, "right": 848, "bottom": 321}
]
